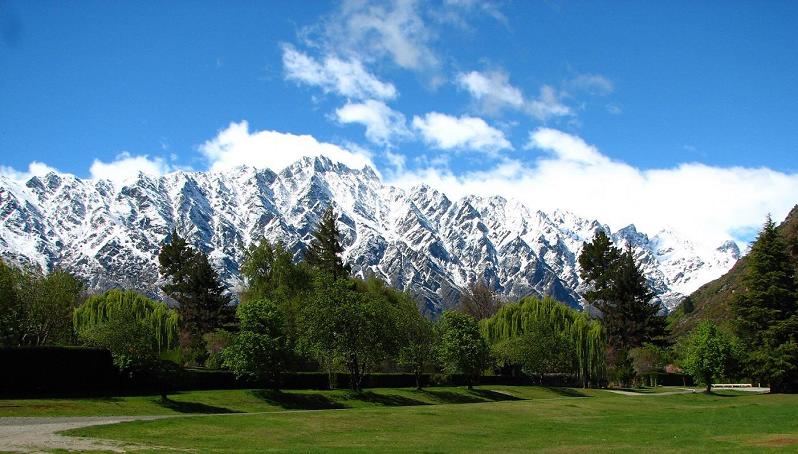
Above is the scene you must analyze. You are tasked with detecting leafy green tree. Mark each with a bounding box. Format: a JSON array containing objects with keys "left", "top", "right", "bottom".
[
  {"left": 629, "top": 344, "right": 666, "bottom": 387},
  {"left": 492, "top": 323, "right": 573, "bottom": 384},
  {"left": 0, "top": 260, "right": 25, "bottom": 346},
  {"left": 78, "top": 312, "right": 178, "bottom": 401},
  {"left": 240, "top": 240, "right": 310, "bottom": 303},
  {"left": 299, "top": 277, "right": 399, "bottom": 391},
  {"left": 203, "top": 329, "right": 235, "bottom": 370},
  {"left": 79, "top": 314, "right": 159, "bottom": 375},
  {"left": 681, "top": 321, "right": 740, "bottom": 393},
  {"left": 399, "top": 312, "right": 436, "bottom": 390},
  {"left": 21, "top": 269, "right": 83, "bottom": 346},
  {"left": 223, "top": 299, "right": 287, "bottom": 388},
  {"left": 437, "top": 310, "right": 490, "bottom": 389},
  {"left": 457, "top": 280, "right": 500, "bottom": 321},
  {"left": 482, "top": 297, "right": 606, "bottom": 388},
  {"left": 73, "top": 289, "right": 180, "bottom": 354},
  {"left": 732, "top": 216, "right": 798, "bottom": 391},
  {"left": 304, "top": 207, "right": 351, "bottom": 280},
  {"left": 240, "top": 239, "right": 311, "bottom": 350}
]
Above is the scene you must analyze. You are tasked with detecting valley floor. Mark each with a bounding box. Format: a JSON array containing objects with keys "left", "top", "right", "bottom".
[{"left": 0, "top": 386, "right": 795, "bottom": 453}]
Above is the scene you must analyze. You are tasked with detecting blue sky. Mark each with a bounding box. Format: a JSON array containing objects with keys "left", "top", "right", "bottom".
[{"left": 1, "top": 0, "right": 797, "bottom": 248}]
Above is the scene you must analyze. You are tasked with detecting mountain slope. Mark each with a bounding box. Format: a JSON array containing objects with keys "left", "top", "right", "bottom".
[
  {"left": 0, "top": 156, "right": 740, "bottom": 316},
  {"left": 668, "top": 205, "right": 798, "bottom": 338}
]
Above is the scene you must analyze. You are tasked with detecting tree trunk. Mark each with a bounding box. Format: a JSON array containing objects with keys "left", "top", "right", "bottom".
[{"left": 348, "top": 353, "right": 361, "bottom": 392}]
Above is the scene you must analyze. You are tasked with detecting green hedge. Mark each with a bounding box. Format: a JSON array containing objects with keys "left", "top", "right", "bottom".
[
  {"left": 1, "top": 346, "right": 581, "bottom": 397},
  {"left": 0, "top": 346, "right": 117, "bottom": 396}
]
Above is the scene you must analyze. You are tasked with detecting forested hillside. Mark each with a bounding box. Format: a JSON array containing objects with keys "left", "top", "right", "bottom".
[{"left": 668, "top": 205, "right": 798, "bottom": 338}]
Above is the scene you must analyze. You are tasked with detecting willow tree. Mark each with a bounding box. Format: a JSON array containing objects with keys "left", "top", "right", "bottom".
[
  {"left": 74, "top": 289, "right": 180, "bottom": 353},
  {"left": 481, "top": 297, "right": 606, "bottom": 388}
]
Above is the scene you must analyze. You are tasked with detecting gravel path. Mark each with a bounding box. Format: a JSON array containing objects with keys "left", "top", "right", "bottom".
[{"left": 0, "top": 415, "right": 173, "bottom": 453}]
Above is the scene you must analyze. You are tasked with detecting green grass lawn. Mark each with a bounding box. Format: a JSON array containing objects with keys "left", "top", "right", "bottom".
[
  {"left": 58, "top": 389, "right": 797, "bottom": 453},
  {"left": 0, "top": 385, "right": 602, "bottom": 417}
]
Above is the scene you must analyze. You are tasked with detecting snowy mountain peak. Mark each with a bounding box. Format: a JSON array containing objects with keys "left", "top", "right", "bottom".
[{"left": 0, "top": 156, "right": 739, "bottom": 315}]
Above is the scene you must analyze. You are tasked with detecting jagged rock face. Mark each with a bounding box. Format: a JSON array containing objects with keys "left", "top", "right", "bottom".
[{"left": 0, "top": 156, "right": 740, "bottom": 316}]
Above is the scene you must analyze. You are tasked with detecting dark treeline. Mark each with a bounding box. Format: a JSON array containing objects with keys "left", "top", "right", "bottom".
[{"left": 1, "top": 208, "right": 796, "bottom": 393}]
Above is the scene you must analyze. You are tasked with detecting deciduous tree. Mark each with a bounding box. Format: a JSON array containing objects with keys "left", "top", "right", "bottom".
[{"left": 437, "top": 311, "right": 490, "bottom": 389}]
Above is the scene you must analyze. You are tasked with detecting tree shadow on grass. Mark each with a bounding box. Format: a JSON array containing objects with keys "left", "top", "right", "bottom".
[
  {"left": 615, "top": 387, "right": 656, "bottom": 394},
  {"left": 543, "top": 387, "right": 589, "bottom": 398},
  {"left": 417, "top": 390, "right": 485, "bottom": 404},
  {"left": 250, "top": 390, "right": 346, "bottom": 410},
  {"left": 157, "top": 398, "right": 239, "bottom": 414},
  {"left": 468, "top": 389, "right": 522, "bottom": 401},
  {"left": 350, "top": 391, "right": 429, "bottom": 407},
  {"left": 705, "top": 390, "right": 743, "bottom": 398}
]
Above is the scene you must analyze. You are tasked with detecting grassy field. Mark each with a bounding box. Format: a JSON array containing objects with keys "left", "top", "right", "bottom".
[
  {"left": 0, "top": 385, "right": 602, "bottom": 417},
  {"left": 56, "top": 388, "right": 797, "bottom": 453}
]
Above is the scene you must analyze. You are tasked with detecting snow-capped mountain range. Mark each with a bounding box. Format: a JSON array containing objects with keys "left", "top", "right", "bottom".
[{"left": 0, "top": 156, "right": 739, "bottom": 315}]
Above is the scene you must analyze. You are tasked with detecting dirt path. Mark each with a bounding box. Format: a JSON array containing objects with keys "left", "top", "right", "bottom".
[{"left": 0, "top": 415, "right": 172, "bottom": 453}]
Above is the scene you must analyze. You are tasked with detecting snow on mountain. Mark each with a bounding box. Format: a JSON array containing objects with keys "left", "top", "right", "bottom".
[{"left": 0, "top": 156, "right": 740, "bottom": 315}]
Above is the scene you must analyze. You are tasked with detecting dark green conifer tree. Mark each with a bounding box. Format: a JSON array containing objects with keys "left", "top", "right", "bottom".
[
  {"left": 579, "top": 230, "right": 622, "bottom": 305},
  {"left": 732, "top": 216, "right": 798, "bottom": 391},
  {"left": 305, "top": 207, "right": 351, "bottom": 280},
  {"left": 611, "top": 245, "right": 664, "bottom": 349},
  {"left": 579, "top": 232, "right": 665, "bottom": 385},
  {"left": 158, "top": 230, "right": 231, "bottom": 340},
  {"left": 580, "top": 232, "right": 663, "bottom": 349}
]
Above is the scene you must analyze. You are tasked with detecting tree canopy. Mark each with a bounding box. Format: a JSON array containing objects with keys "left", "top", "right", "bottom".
[
  {"left": 680, "top": 321, "right": 740, "bottom": 393},
  {"left": 158, "top": 230, "right": 232, "bottom": 340},
  {"left": 578, "top": 232, "right": 664, "bottom": 362},
  {"left": 732, "top": 216, "right": 798, "bottom": 391},
  {"left": 438, "top": 310, "right": 490, "bottom": 389},
  {"left": 73, "top": 289, "right": 180, "bottom": 353},
  {"left": 457, "top": 280, "right": 501, "bottom": 321},
  {"left": 482, "top": 297, "right": 606, "bottom": 388},
  {"left": 304, "top": 207, "right": 351, "bottom": 280}
]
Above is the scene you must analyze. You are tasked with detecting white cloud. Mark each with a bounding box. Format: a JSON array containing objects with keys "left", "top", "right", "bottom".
[
  {"left": 199, "top": 120, "right": 374, "bottom": 172},
  {"left": 456, "top": 70, "right": 525, "bottom": 113},
  {"left": 526, "top": 128, "right": 607, "bottom": 165},
  {"left": 89, "top": 152, "right": 173, "bottom": 185},
  {"left": 0, "top": 161, "right": 60, "bottom": 181},
  {"left": 457, "top": 70, "right": 571, "bottom": 121},
  {"left": 386, "top": 128, "right": 798, "bottom": 251},
  {"left": 566, "top": 74, "right": 614, "bottom": 96},
  {"left": 334, "top": 99, "right": 411, "bottom": 146},
  {"left": 606, "top": 104, "right": 622, "bottom": 115},
  {"left": 384, "top": 149, "right": 407, "bottom": 171},
  {"left": 526, "top": 85, "right": 572, "bottom": 121},
  {"left": 282, "top": 45, "right": 397, "bottom": 100},
  {"left": 412, "top": 112, "right": 512, "bottom": 152},
  {"left": 442, "top": 0, "right": 507, "bottom": 24},
  {"left": 317, "top": 0, "right": 439, "bottom": 71}
]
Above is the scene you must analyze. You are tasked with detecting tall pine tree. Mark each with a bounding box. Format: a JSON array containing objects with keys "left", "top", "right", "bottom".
[
  {"left": 732, "top": 216, "right": 798, "bottom": 391},
  {"left": 158, "top": 230, "right": 231, "bottom": 340},
  {"left": 579, "top": 230, "right": 622, "bottom": 306},
  {"left": 579, "top": 232, "right": 664, "bottom": 361},
  {"left": 305, "top": 207, "right": 351, "bottom": 280}
]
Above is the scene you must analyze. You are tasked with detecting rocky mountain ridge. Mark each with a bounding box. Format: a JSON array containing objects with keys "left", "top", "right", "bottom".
[{"left": 0, "top": 156, "right": 740, "bottom": 315}]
